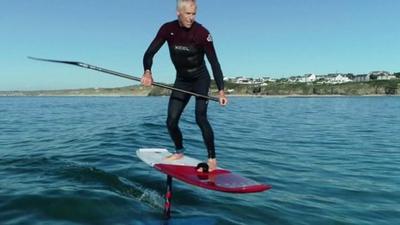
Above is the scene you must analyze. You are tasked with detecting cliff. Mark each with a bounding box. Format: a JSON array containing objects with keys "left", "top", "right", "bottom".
[{"left": 1, "top": 80, "right": 399, "bottom": 97}]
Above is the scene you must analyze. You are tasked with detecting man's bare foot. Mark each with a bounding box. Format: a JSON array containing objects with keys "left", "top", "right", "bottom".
[
  {"left": 164, "top": 153, "right": 184, "bottom": 161},
  {"left": 208, "top": 158, "right": 217, "bottom": 172}
]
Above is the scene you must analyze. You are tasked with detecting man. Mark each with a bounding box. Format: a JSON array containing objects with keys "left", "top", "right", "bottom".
[{"left": 141, "top": 0, "right": 227, "bottom": 172}]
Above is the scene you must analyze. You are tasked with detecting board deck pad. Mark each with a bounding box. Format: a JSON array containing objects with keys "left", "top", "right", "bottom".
[
  {"left": 137, "top": 148, "right": 271, "bottom": 193},
  {"left": 137, "top": 148, "right": 200, "bottom": 167}
]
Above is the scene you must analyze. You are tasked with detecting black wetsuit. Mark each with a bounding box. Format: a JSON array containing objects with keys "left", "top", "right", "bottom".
[{"left": 143, "top": 20, "right": 224, "bottom": 159}]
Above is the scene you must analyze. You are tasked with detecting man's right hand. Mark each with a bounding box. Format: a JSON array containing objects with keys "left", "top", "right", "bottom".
[
  {"left": 141, "top": 70, "right": 153, "bottom": 86},
  {"left": 218, "top": 90, "right": 228, "bottom": 106}
]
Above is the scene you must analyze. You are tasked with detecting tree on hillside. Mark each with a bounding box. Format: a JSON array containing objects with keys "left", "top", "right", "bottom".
[
  {"left": 345, "top": 73, "right": 355, "bottom": 79},
  {"left": 369, "top": 74, "right": 378, "bottom": 80},
  {"left": 394, "top": 72, "right": 400, "bottom": 78}
]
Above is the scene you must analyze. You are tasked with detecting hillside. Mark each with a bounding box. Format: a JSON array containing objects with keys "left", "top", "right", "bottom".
[
  {"left": 219, "top": 80, "right": 400, "bottom": 96},
  {"left": 1, "top": 80, "right": 399, "bottom": 97}
]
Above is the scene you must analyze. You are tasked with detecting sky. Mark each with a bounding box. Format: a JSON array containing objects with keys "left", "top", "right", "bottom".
[{"left": 1, "top": 0, "right": 399, "bottom": 91}]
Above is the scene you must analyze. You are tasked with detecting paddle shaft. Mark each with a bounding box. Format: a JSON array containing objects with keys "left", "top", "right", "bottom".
[{"left": 28, "top": 56, "right": 219, "bottom": 102}]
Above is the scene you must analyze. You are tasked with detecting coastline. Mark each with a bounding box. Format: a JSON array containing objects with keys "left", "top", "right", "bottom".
[
  {"left": 1, "top": 80, "right": 399, "bottom": 97},
  {"left": 1, "top": 93, "right": 398, "bottom": 98}
]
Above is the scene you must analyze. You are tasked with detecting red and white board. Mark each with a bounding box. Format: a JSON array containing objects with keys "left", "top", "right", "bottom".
[{"left": 136, "top": 148, "right": 271, "bottom": 193}]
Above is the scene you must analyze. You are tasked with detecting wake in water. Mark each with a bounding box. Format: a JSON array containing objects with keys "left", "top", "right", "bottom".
[{"left": 0, "top": 155, "right": 168, "bottom": 224}]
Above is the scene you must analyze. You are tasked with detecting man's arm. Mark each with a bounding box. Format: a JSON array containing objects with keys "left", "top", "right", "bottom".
[
  {"left": 143, "top": 25, "right": 167, "bottom": 72},
  {"left": 203, "top": 32, "right": 227, "bottom": 105},
  {"left": 142, "top": 25, "right": 167, "bottom": 86},
  {"left": 204, "top": 35, "right": 224, "bottom": 91}
]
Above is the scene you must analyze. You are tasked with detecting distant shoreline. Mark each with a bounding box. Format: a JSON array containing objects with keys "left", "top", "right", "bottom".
[
  {"left": 1, "top": 93, "right": 398, "bottom": 98},
  {"left": 1, "top": 80, "right": 399, "bottom": 97}
]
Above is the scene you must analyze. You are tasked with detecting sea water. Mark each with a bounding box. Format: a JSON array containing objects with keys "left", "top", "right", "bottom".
[{"left": 0, "top": 96, "right": 399, "bottom": 225}]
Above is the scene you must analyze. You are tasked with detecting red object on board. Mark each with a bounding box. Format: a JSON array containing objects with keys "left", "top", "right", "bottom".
[{"left": 154, "top": 164, "right": 271, "bottom": 193}]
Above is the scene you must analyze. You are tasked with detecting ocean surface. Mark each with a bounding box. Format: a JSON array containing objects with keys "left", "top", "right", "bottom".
[{"left": 0, "top": 96, "right": 399, "bottom": 225}]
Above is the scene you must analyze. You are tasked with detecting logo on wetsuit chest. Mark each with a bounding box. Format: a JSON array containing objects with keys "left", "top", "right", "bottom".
[
  {"left": 174, "top": 45, "right": 190, "bottom": 52},
  {"left": 207, "top": 34, "right": 213, "bottom": 42}
]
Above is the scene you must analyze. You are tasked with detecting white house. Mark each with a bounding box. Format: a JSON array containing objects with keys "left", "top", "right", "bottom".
[
  {"left": 236, "top": 78, "right": 249, "bottom": 84},
  {"left": 328, "top": 74, "right": 352, "bottom": 84},
  {"left": 368, "top": 71, "right": 396, "bottom": 80},
  {"left": 297, "top": 74, "right": 316, "bottom": 83},
  {"left": 377, "top": 74, "right": 396, "bottom": 80},
  {"left": 353, "top": 74, "right": 370, "bottom": 82}
]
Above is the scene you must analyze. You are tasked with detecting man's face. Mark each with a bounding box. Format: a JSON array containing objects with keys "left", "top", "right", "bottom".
[{"left": 177, "top": 3, "right": 197, "bottom": 28}]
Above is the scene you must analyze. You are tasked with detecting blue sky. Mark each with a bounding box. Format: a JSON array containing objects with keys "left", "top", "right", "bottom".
[{"left": 1, "top": 0, "right": 399, "bottom": 90}]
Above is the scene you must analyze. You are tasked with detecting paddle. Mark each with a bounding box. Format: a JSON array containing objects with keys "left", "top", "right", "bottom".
[{"left": 27, "top": 56, "right": 219, "bottom": 102}]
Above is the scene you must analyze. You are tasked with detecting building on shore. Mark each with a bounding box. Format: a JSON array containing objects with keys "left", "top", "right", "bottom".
[
  {"left": 218, "top": 71, "right": 398, "bottom": 85},
  {"left": 369, "top": 71, "right": 396, "bottom": 80}
]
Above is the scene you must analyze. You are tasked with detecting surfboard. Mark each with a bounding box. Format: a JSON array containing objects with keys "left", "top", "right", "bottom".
[{"left": 137, "top": 148, "right": 271, "bottom": 193}]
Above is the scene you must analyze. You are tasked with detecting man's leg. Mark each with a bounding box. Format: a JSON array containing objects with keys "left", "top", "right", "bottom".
[
  {"left": 166, "top": 90, "right": 190, "bottom": 160},
  {"left": 193, "top": 76, "right": 217, "bottom": 171}
]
